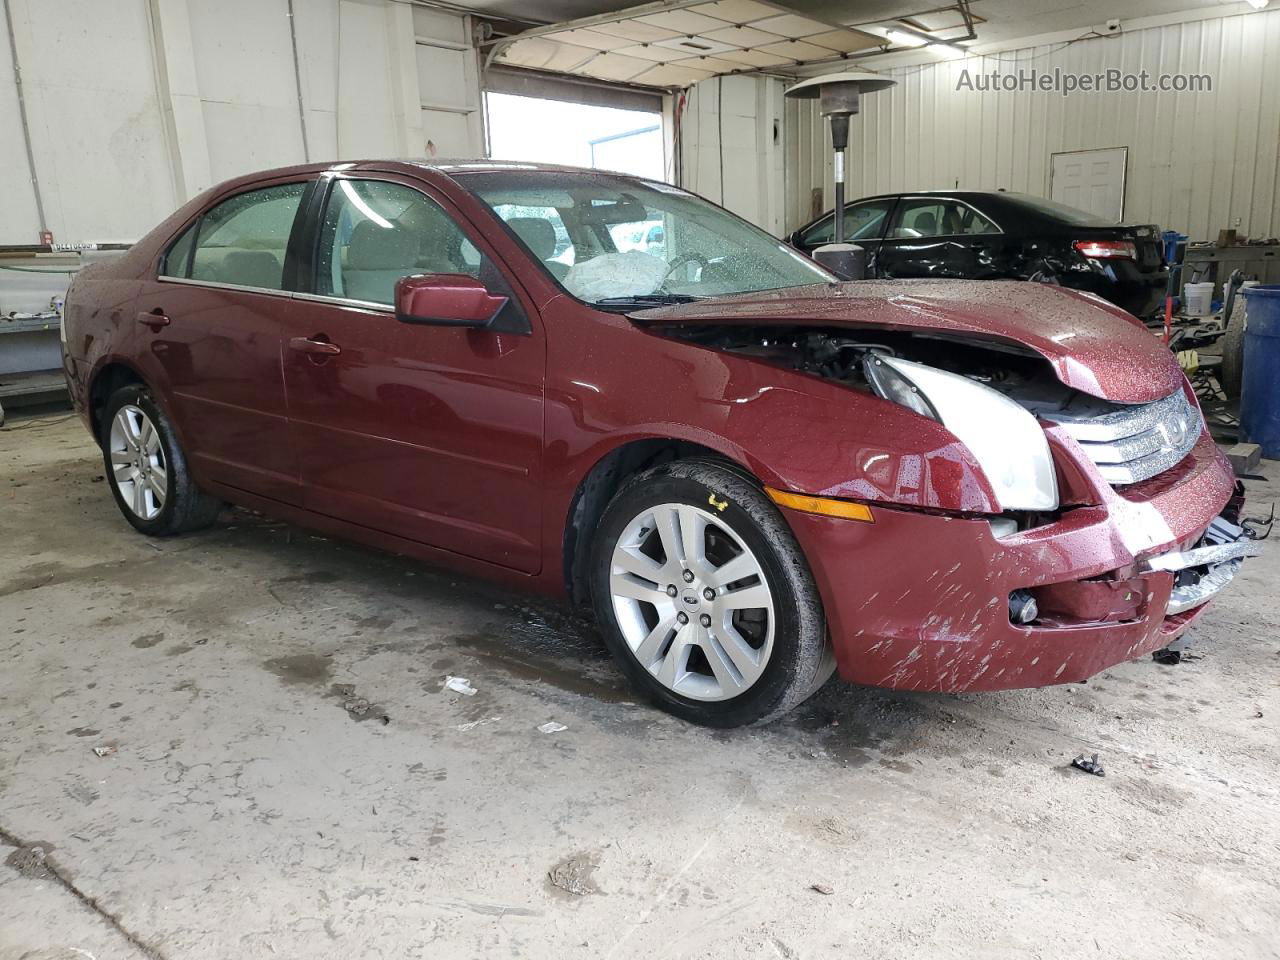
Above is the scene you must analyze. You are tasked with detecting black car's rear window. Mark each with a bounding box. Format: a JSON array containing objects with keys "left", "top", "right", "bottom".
[{"left": 1002, "top": 193, "right": 1117, "bottom": 226}]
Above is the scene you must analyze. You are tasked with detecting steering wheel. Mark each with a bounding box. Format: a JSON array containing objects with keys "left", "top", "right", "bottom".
[{"left": 662, "top": 253, "right": 709, "bottom": 287}]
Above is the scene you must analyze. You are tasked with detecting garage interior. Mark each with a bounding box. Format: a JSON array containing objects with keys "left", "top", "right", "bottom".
[{"left": 3, "top": 0, "right": 1279, "bottom": 956}]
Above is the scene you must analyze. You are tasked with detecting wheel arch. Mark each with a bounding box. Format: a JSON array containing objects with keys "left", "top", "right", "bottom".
[
  {"left": 562, "top": 437, "right": 761, "bottom": 608},
  {"left": 87, "top": 360, "right": 149, "bottom": 442}
]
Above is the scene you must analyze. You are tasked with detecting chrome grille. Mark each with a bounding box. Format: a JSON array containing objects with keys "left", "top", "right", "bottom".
[{"left": 1045, "top": 389, "right": 1202, "bottom": 485}]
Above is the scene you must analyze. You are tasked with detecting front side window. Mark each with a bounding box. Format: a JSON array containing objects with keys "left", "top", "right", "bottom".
[
  {"left": 802, "top": 199, "right": 894, "bottom": 246},
  {"left": 460, "top": 170, "right": 831, "bottom": 305},
  {"left": 163, "top": 182, "right": 306, "bottom": 290},
  {"left": 888, "top": 199, "right": 999, "bottom": 239},
  {"left": 316, "top": 179, "right": 485, "bottom": 306}
]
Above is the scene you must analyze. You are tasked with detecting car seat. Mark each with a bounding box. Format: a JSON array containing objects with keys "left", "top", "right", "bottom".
[
  {"left": 344, "top": 220, "right": 420, "bottom": 303},
  {"left": 506, "top": 217, "right": 569, "bottom": 280}
]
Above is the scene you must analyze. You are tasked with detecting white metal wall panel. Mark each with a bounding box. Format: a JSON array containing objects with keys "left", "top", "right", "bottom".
[
  {"left": 188, "top": 0, "right": 306, "bottom": 184},
  {"left": 679, "top": 74, "right": 787, "bottom": 233},
  {"left": 414, "top": 8, "right": 482, "bottom": 159},
  {"left": 0, "top": 6, "right": 41, "bottom": 243},
  {"left": 0, "top": 0, "right": 483, "bottom": 244},
  {"left": 786, "top": 8, "right": 1280, "bottom": 239},
  {"left": 2, "top": 0, "right": 174, "bottom": 244}
]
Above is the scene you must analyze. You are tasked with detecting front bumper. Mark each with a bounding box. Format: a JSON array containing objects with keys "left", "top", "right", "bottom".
[{"left": 784, "top": 431, "right": 1246, "bottom": 692}]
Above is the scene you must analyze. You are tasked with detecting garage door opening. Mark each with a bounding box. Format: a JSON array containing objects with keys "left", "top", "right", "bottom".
[
  {"left": 482, "top": 68, "right": 667, "bottom": 181},
  {"left": 485, "top": 92, "right": 664, "bottom": 180}
]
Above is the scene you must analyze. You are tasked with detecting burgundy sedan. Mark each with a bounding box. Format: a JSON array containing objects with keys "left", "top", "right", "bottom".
[{"left": 62, "top": 160, "right": 1259, "bottom": 726}]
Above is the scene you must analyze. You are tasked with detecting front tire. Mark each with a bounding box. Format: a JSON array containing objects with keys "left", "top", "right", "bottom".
[
  {"left": 100, "top": 384, "right": 222, "bottom": 536},
  {"left": 590, "top": 459, "right": 833, "bottom": 727}
]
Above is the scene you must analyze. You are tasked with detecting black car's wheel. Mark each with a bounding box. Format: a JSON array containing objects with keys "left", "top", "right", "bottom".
[
  {"left": 590, "top": 459, "right": 833, "bottom": 727},
  {"left": 100, "top": 384, "right": 222, "bottom": 536},
  {"left": 1220, "top": 300, "right": 1246, "bottom": 399}
]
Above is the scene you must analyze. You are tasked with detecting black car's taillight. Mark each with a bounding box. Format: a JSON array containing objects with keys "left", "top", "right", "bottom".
[{"left": 1074, "top": 239, "right": 1137, "bottom": 260}]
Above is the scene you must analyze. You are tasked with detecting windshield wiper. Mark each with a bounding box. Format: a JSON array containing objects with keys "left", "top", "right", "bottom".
[{"left": 593, "top": 293, "right": 708, "bottom": 306}]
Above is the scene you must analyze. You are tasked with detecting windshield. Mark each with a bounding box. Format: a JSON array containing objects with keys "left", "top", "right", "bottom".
[
  {"left": 458, "top": 170, "right": 832, "bottom": 305},
  {"left": 1005, "top": 193, "right": 1117, "bottom": 226}
]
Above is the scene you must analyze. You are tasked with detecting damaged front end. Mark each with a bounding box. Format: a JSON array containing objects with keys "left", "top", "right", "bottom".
[{"left": 630, "top": 281, "right": 1264, "bottom": 690}]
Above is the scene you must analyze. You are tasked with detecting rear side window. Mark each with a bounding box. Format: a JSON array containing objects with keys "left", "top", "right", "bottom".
[
  {"left": 888, "top": 199, "right": 999, "bottom": 239},
  {"left": 316, "top": 179, "right": 486, "bottom": 306},
  {"left": 162, "top": 182, "right": 306, "bottom": 290}
]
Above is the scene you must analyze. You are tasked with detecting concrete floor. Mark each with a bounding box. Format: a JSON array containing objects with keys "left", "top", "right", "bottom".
[{"left": 2, "top": 412, "right": 1278, "bottom": 960}]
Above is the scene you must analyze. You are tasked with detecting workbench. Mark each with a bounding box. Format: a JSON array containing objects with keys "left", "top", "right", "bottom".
[
  {"left": 0, "top": 245, "right": 128, "bottom": 424},
  {"left": 1182, "top": 242, "right": 1280, "bottom": 298}
]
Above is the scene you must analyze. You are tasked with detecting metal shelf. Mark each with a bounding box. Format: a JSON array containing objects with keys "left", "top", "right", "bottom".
[{"left": 0, "top": 314, "right": 60, "bottom": 335}]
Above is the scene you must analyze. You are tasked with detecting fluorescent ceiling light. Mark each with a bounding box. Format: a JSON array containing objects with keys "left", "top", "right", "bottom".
[
  {"left": 1244, "top": 0, "right": 1268, "bottom": 9},
  {"left": 886, "top": 28, "right": 927, "bottom": 47}
]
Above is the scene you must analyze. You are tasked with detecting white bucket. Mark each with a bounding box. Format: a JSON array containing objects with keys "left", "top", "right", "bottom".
[{"left": 1183, "top": 281, "right": 1215, "bottom": 316}]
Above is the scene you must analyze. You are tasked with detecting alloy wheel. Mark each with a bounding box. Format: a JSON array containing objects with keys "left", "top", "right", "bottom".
[
  {"left": 608, "top": 502, "right": 775, "bottom": 701},
  {"left": 108, "top": 404, "right": 168, "bottom": 521}
]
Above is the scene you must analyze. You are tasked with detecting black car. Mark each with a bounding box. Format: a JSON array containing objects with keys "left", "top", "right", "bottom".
[{"left": 786, "top": 191, "right": 1167, "bottom": 319}]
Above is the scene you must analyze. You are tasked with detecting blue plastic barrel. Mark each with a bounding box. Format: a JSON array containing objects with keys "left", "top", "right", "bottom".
[{"left": 1240, "top": 284, "right": 1280, "bottom": 459}]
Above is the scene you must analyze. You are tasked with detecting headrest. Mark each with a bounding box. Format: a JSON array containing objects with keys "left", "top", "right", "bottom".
[
  {"left": 347, "top": 220, "right": 417, "bottom": 270},
  {"left": 913, "top": 211, "right": 936, "bottom": 235},
  {"left": 507, "top": 217, "right": 556, "bottom": 260}
]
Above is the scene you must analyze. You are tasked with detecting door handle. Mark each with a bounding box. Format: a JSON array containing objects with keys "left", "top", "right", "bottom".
[
  {"left": 289, "top": 335, "right": 341, "bottom": 356},
  {"left": 137, "top": 310, "right": 170, "bottom": 330}
]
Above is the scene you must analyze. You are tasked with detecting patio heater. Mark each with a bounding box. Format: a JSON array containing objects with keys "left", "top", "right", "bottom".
[{"left": 785, "top": 71, "right": 897, "bottom": 280}]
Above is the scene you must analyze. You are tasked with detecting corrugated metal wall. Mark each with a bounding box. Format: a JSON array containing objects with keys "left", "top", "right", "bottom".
[
  {"left": 784, "top": 7, "right": 1280, "bottom": 240},
  {"left": 679, "top": 74, "right": 787, "bottom": 233},
  {"left": 0, "top": 0, "right": 482, "bottom": 245}
]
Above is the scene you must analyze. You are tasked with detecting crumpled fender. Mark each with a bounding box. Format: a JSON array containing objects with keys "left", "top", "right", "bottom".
[{"left": 550, "top": 308, "right": 1002, "bottom": 515}]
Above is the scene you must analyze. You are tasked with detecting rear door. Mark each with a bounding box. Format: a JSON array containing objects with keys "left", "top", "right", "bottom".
[
  {"left": 875, "top": 197, "right": 1008, "bottom": 280},
  {"left": 280, "top": 174, "right": 546, "bottom": 573},
  {"left": 136, "top": 179, "right": 311, "bottom": 503}
]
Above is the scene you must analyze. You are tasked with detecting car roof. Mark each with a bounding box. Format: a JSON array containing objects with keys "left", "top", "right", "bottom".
[
  {"left": 214, "top": 158, "right": 651, "bottom": 187},
  {"left": 855, "top": 190, "right": 1009, "bottom": 203}
]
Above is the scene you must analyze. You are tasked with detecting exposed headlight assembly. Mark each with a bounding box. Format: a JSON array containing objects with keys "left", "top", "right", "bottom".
[{"left": 863, "top": 354, "right": 1059, "bottom": 511}]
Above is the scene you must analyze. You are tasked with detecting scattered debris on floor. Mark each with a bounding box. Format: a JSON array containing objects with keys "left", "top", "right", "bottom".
[
  {"left": 444, "top": 676, "right": 477, "bottom": 696},
  {"left": 1153, "top": 648, "right": 1203, "bottom": 665},
  {"left": 330, "top": 683, "right": 390, "bottom": 724},
  {"left": 547, "top": 854, "right": 598, "bottom": 897},
  {"left": 537, "top": 721, "right": 568, "bottom": 734},
  {"left": 1071, "top": 753, "right": 1105, "bottom": 776},
  {"left": 810, "top": 883, "right": 835, "bottom": 896},
  {"left": 4, "top": 841, "right": 55, "bottom": 880},
  {"left": 457, "top": 716, "right": 501, "bottom": 731},
  {"left": 91, "top": 744, "right": 116, "bottom": 758}
]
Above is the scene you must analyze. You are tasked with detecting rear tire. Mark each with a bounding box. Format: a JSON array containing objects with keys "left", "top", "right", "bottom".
[
  {"left": 1220, "top": 300, "right": 1246, "bottom": 399},
  {"left": 100, "top": 384, "right": 222, "bottom": 536},
  {"left": 590, "top": 459, "right": 833, "bottom": 727}
]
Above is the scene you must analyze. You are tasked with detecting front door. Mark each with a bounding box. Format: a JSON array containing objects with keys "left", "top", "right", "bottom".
[
  {"left": 281, "top": 175, "right": 546, "bottom": 573},
  {"left": 875, "top": 197, "right": 1007, "bottom": 280},
  {"left": 794, "top": 198, "right": 894, "bottom": 263},
  {"left": 136, "top": 179, "right": 309, "bottom": 503}
]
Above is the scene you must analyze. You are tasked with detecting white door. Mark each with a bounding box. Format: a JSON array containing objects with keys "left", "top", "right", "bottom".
[{"left": 1050, "top": 147, "right": 1127, "bottom": 222}]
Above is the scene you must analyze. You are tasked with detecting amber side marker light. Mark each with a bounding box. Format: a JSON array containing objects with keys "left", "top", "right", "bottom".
[{"left": 765, "top": 487, "right": 874, "bottom": 522}]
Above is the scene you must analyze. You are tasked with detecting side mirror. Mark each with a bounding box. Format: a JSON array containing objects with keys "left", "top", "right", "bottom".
[{"left": 395, "top": 274, "right": 508, "bottom": 329}]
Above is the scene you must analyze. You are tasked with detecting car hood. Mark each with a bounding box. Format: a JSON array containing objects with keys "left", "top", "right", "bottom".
[{"left": 631, "top": 279, "right": 1181, "bottom": 404}]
